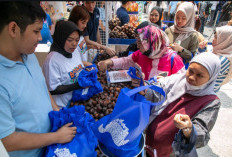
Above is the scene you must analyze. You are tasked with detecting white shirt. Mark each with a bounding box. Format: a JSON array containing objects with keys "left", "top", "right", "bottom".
[
  {"left": 77, "top": 36, "right": 88, "bottom": 62},
  {"left": 43, "top": 49, "right": 84, "bottom": 108},
  {"left": 211, "top": 1, "right": 219, "bottom": 11},
  {"left": 161, "top": 1, "right": 169, "bottom": 12},
  {"left": 147, "top": 2, "right": 157, "bottom": 14}
]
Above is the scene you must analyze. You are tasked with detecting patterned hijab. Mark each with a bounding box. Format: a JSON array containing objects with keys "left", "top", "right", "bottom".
[
  {"left": 170, "top": 2, "right": 196, "bottom": 42},
  {"left": 136, "top": 24, "right": 169, "bottom": 59},
  {"left": 148, "top": 52, "right": 221, "bottom": 123}
]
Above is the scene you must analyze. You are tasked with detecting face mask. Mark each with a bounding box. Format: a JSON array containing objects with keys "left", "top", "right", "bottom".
[{"left": 185, "top": 80, "right": 208, "bottom": 91}]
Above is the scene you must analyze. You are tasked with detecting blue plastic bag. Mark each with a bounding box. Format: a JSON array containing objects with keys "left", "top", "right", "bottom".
[
  {"left": 127, "top": 66, "right": 144, "bottom": 86},
  {"left": 91, "top": 85, "right": 166, "bottom": 157},
  {"left": 71, "top": 64, "right": 103, "bottom": 102},
  {"left": 45, "top": 106, "right": 98, "bottom": 157},
  {"left": 76, "top": 64, "right": 98, "bottom": 87}
]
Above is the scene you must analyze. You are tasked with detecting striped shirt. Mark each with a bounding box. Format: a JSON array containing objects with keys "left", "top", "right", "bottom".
[{"left": 214, "top": 56, "right": 231, "bottom": 92}]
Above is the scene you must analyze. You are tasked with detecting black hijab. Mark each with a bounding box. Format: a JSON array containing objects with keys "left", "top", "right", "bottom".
[
  {"left": 150, "top": 7, "right": 163, "bottom": 28},
  {"left": 50, "top": 20, "right": 80, "bottom": 58}
]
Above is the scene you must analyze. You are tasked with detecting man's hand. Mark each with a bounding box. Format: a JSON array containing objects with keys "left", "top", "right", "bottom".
[
  {"left": 55, "top": 122, "right": 77, "bottom": 144},
  {"left": 105, "top": 47, "right": 116, "bottom": 56}
]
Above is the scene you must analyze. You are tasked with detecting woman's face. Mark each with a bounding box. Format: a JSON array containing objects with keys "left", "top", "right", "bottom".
[
  {"left": 136, "top": 36, "right": 146, "bottom": 53},
  {"left": 64, "top": 31, "right": 80, "bottom": 53},
  {"left": 150, "top": 9, "right": 160, "bottom": 24},
  {"left": 186, "top": 62, "right": 210, "bottom": 86},
  {"left": 212, "top": 32, "right": 217, "bottom": 47},
  {"left": 176, "top": 11, "right": 187, "bottom": 27},
  {"left": 77, "top": 19, "right": 89, "bottom": 32}
]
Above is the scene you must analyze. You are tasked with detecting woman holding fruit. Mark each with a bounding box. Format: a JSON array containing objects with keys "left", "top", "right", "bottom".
[
  {"left": 144, "top": 52, "right": 221, "bottom": 157},
  {"left": 165, "top": 2, "right": 199, "bottom": 68},
  {"left": 98, "top": 22, "right": 185, "bottom": 81}
]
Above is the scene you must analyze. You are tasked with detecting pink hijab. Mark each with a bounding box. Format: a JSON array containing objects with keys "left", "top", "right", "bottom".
[
  {"left": 213, "top": 25, "right": 232, "bottom": 85},
  {"left": 137, "top": 24, "right": 169, "bottom": 59},
  {"left": 170, "top": 2, "right": 196, "bottom": 42}
]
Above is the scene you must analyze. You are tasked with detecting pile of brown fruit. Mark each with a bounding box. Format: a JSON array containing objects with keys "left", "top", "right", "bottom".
[
  {"left": 109, "top": 26, "right": 128, "bottom": 39},
  {"left": 71, "top": 53, "right": 133, "bottom": 121},
  {"left": 121, "top": 24, "right": 137, "bottom": 39},
  {"left": 108, "top": 17, "right": 137, "bottom": 39},
  {"left": 70, "top": 53, "right": 134, "bottom": 157},
  {"left": 108, "top": 17, "right": 121, "bottom": 30}
]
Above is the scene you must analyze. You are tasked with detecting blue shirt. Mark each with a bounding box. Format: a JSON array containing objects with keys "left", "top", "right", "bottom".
[
  {"left": 39, "top": 13, "right": 53, "bottom": 44},
  {"left": 84, "top": 8, "right": 100, "bottom": 42},
  {"left": 169, "top": 1, "right": 178, "bottom": 15},
  {"left": 98, "top": 7, "right": 106, "bottom": 27},
  {"left": 0, "top": 54, "right": 53, "bottom": 157},
  {"left": 116, "top": 7, "right": 129, "bottom": 26}
]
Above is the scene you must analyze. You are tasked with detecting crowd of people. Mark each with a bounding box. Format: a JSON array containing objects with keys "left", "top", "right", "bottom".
[{"left": 0, "top": 1, "right": 231, "bottom": 157}]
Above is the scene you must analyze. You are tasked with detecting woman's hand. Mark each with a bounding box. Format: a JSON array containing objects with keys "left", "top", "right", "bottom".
[
  {"left": 227, "top": 19, "right": 232, "bottom": 26},
  {"left": 199, "top": 40, "right": 208, "bottom": 49},
  {"left": 170, "top": 43, "right": 184, "bottom": 52},
  {"left": 83, "top": 61, "right": 93, "bottom": 67},
  {"left": 174, "top": 114, "right": 193, "bottom": 138},
  {"left": 98, "top": 61, "right": 108, "bottom": 72}
]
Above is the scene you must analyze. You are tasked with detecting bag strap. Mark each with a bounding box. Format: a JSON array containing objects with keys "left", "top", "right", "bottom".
[
  {"left": 127, "top": 66, "right": 144, "bottom": 86},
  {"left": 171, "top": 53, "right": 176, "bottom": 70},
  {"left": 126, "top": 85, "right": 166, "bottom": 107}
]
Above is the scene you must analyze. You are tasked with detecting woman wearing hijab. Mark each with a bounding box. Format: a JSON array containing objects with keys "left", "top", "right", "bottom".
[
  {"left": 143, "top": 52, "right": 221, "bottom": 157},
  {"left": 213, "top": 25, "right": 232, "bottom": 92},
  {"left": 98, "top": 22, "right": 185, "bottom": 81},
  {"left": 43, "top": 20, "right": 92, "bottom": 108},
  {"left": 149, "top": 6, "right": 163, "bottom": 28},
  {"left": 165, "top": 2, "right": 199, "bottom": 68}
]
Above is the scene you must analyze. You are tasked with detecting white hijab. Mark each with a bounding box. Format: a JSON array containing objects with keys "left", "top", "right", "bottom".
[
  {"left": 213, "top": 25, "right": 232, "bottom": 85},
  {"left": 149, "top": 52, "right": 221, "bottom": 123},
  {"left": 170, "top": 2, "right": 196, "bottom": 42}
]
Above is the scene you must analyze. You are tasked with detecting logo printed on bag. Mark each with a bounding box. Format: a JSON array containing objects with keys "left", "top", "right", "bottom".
[
  {"left": 54, "top": 148, "right": 77, "bottom": 157},
  {"left": 98, "top": 119, "right": 129, "bottom": 146},
  {"left": 82, "top": 88, "right": 89, "bottom": 95}
]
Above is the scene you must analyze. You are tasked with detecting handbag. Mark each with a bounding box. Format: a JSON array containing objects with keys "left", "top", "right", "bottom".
[
  {"left": 91, "top": 85, "right": 166, "bottom": 157},
  {"left": 71, "top": 64, "right": 103, "bottom": 102},
  {"left": 45, "top": 106, "right": 98, "bottom": 157}
]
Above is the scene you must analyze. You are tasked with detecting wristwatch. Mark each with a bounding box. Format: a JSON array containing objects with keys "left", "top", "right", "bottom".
[{"left": 181, "top": 48, "right": 184, "bottom": 53}]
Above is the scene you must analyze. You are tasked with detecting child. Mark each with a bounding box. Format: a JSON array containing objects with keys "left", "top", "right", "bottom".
[
  {"left": 68, "top": 5, "right": 115, "bottom": 62},
  {"left": 43, "top": 20, "right": 92, "bottom": 108},
  {"left": 98, "top": 22, "right": 185, "bottom": 81}
]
